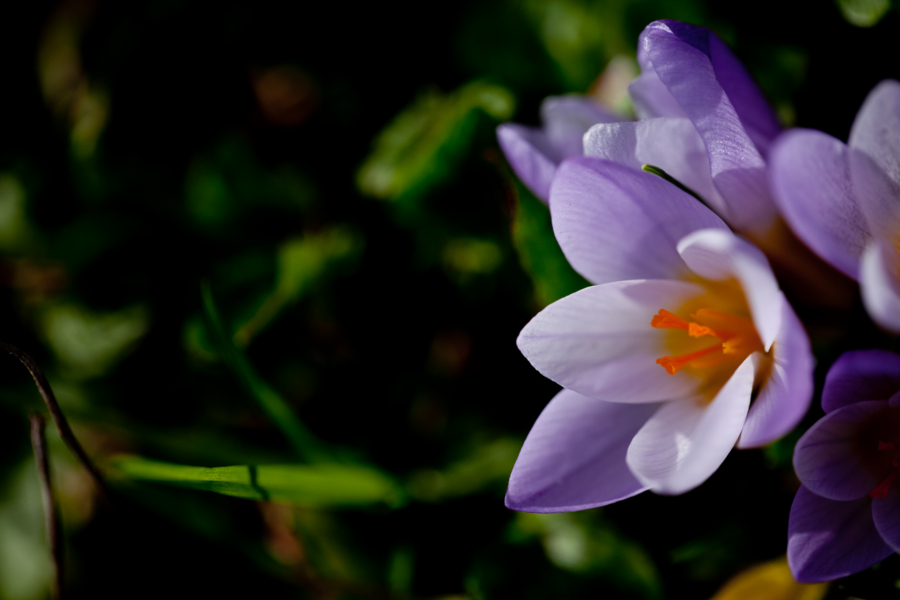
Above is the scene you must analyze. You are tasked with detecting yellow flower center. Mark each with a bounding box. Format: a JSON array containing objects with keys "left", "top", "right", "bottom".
[{"left": 650, "top": 279, "right": 768, "bottom": 401}]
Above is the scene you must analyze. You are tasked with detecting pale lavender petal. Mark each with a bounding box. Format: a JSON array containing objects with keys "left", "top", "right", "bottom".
[
  {"left": 872, "top": 483, "right": 900, "bottom": 553},
  {"left": 788, "top": 485, "right": 891, "bottom": 583},
  {"left": 769, "top": 129, "right": 869, "bottom": 280},
  {"left": 849, "top": 79, "right": 900, "bottom": 191},
  {"left": 583, "top": 118, "right": 728, "bottom": 217},
  {"left": 849, "top": 146, "right": 900, "bottom": 245},
  {"left": 628, "top": 70, "right": 688, "bottom": 120},
  {"left": 737, "top": 300, "right": 814, "bottom": 448},
  {"left": 861, "top": 239, "right": 900, "bottom": 333},
  {"left": 506, "top": 388, "right": 659, "bottom": 512},
  {"left": 550, "top": 157, "right": 728, "bottom": 285},
  {"left": 822, "top": 350, "right": 900, "bottom": 413},
  {"left": 497, "top": 123, "right": 559, "bottom": 202},
  {"left": 626, "top": 355, "right": 754, "bottom": 495},
  {"left": 793, "top": 401, "right": 887, "bottom": 501},
  {"left": 517, "top": 279, "right": 704, "bottom": 403},
  {"left": 676, "top": 229, "right": 782, "bottom": 349},
  {"left": 542, "top": 95, "right": 620, "bottom": 159},
  {"left": 639, "top": 20, "right": 777, "bottom": 232}
]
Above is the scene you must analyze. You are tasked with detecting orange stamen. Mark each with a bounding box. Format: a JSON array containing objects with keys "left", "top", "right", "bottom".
[
  {"left": 656, "top": 345, "right": 722, "bottom": 375},
  {"left": 651, "top": 309, "right": 689, "bottom": 330}
]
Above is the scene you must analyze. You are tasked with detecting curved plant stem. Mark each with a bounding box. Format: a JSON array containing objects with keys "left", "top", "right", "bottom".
[
  {"left": 1, "top": 342, "right": 108, "bottom": 502},
  {"left": 30, "top": 414, "right": 63, "bottom": 600}
]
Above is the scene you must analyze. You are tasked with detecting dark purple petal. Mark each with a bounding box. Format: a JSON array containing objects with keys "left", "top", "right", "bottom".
[
  {"left": 738, "top": 299, "right": 814, "bottom": 448},
  {"left": 822, "top": 350, "right": 900, "bottom": 413},
  {"left": 872, "top": 483, "right": 900, "bottom": 553},
  {"left": 849, "top": 79, "right": 900, "bottom": 192},
  {"left": 626, "top": 354, "right": 754, "bottom": 494},
  {"left": 497, "top": 123, "right": 559, "bottom": 202},
  {"left": 861, "top": 239, "right": 900, "bottom": 334},
  {"left": 638, "top": 20, "right": 778, "bottom": 232},
  {"left": 769, "top": 129, "right": 869, "bottom": 280},
  {"left": 788, "top": 485, "right": 891, "bottom": 583},
  {"left": 506, "top": 388, "right": 658, "bottom": 512},
  {"left": 793, "top": 401, "right": 887, "bottom": 500},
  {"left": 550, "top": 157, "right": 727, "bottom": 285},
  {"left": 517, "top": 279, "right": 704, "bottom": 403}
]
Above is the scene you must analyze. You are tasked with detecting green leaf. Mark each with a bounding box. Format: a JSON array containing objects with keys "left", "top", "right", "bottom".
[
  {"left": 509, "top": 178, "right": 589, "bottom": 307},
  {"left": 233, "top": 227, "right": 362, "bottom": 346},
  {"left": 111, "top": 456, "right": 405, "bottom": 508},
  {"left": 356, "top": 81, "right": 515, "bottom": 205},
  {"left": 201, "top": 281, "right": 328, "bottom": 463}
]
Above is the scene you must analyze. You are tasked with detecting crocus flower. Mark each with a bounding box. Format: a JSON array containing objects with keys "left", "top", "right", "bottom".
[
  {"left": 506, "top": 157, "right": 813, "bottom": 511},
  {"left": 497, "top": 95, "right": 620, "bottom": 202},
  {"left": 586, "top": 20, "right": 782, "bottom": 236},
  {"left": 788, "top": 350, "right": 900, "bottom": 582},
  {"left": 769, "top": 80, "right": 900, "bottom": 332}
]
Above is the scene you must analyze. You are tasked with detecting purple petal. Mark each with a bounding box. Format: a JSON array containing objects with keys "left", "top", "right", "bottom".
[
  {"left": 872, "top": 483, "right": 900, "bottom": 553},
  {"left": 517, "top": 279, "right": 704, "bottom": 403},
  {"left": 626, "top": 355, "right": 754, "bottom": 495},
  {"left": 769, "top": 129, "right": 869, "bottom": 280},
  {"left": 628, "top": 71, "right": 688, "bottom": 120},
  {"left": 583, "top": 118, "right": 728, "bottom": 217},
  {"left": 793, "top": 401, "right": 887, "bottom": 501},
  {"left": 638, "top": 20, "right": 778, "bottom": 232},
  {"left": 788, "top": 485, "right": 891, "bottom": 583},
  {"left": 550, "top": 157, "right": 728, "bottom": 285},
  {"left": 822, "top": 350, "right": 900, "bottom": 414},
  {"left": 676, "top": 228, "right": 782, "bottom": 349},
  {"left": 861, "top": 239, "right": 900, "bottom": 333},
  {"left": 849, "top": 147, "right": 900, "bottom": 246},
  {"left": 497, "top": 123, "right": 559, "bottom": 202},
  {"left": 849, "top": 80, "right": 900, "bottom": 192},
  {"left": 505, "top": 388, "right": 658, "bottom": 512},
  {"left": 541, "top": 95, "right": 620, "bottom": 159},
  {"left": 737, "top": 300, "right": 814, "bottom": 448}
]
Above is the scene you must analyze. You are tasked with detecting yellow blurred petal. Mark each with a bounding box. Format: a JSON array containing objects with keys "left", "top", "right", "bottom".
[{"left": 710, "top": 557, "right": 828, "bottom": 600}]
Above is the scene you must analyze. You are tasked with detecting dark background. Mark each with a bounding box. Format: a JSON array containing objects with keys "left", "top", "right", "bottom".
[{"left": 0, "top": 0, "right": 898, "bottom": 598}]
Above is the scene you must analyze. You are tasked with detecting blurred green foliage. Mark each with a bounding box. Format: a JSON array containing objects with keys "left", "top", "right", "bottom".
[{"left": 0, "top": 0, "right": 897, "bottom": 599}]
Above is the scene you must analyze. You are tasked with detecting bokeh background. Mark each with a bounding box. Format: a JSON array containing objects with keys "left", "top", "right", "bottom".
[{"left": 1, "top": 1, "right": 899, "bottom": 598}]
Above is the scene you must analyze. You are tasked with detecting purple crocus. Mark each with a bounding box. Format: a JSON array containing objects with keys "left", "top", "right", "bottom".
[
  {"left": 585, "top": 20, "right": 782, "bottom": 236},
  {"left": 496, "top": 95, "right": 621, "bottom": 202},
  {"left": 506, "top": 157, "right": 813, "bottom": 511},
  {"left": 788, "top": 350, "right": 900, "bottom": 582},
  {"left": 769, "top": 80, "right": 900, "bottom": 332}
]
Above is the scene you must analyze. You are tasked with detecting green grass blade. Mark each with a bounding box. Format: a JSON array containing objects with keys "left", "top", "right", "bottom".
[{"left": 112, "top": 456, "right": 405, "bottom": 508}]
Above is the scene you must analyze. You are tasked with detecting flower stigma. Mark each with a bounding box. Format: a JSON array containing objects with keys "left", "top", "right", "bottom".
[
  {"left": 870, "top": 439, "right": 900, "bottom": 499},
  {"left": 650, "top": 279, "right": 768, "bottom": 401}
]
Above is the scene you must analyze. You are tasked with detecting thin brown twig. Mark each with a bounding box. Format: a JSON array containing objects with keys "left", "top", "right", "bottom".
[
  {"left": 1, "top": 341, "right": 108, "bottom": 503},
  {"left": 30, "top": 414, "right": 63, "bottom": 600}
]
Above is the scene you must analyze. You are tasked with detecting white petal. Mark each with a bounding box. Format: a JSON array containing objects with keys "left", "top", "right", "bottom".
[
  {"left": 582, "top": 118, "right": 728, "bottom": 217},
  {"left": 676, "top": 229, "right": 783, "bottom": 349},
  {"left": 626, "top": 355, "right": 755, "bottom": 495},
  {"left": 517, "top": 279, "right": 705, "bottom": 403},
  {"left": 861, "top": 239, "right": 900, "bottom": 333}
]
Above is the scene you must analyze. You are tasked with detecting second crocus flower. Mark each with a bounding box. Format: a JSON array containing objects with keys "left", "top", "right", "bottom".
[{"left": 770, "top": 80, "right": 900, "bottom": 331}]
